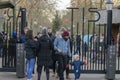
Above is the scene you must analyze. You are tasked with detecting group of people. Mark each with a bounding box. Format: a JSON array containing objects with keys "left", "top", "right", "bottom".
[{"left": 24, "top": 27, "right": 87, "bottom": 80}]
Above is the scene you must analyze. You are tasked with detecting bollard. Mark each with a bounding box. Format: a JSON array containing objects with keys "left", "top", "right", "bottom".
[
  {"left": 106, "top": 45, "right": 116, "bottom": 80},
  {"left": 16, "top": 43, "right": 26, "bottom": 78}
]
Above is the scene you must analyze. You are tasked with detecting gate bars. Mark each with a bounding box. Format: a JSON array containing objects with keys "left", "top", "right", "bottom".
[{"left": 69, "top": 7, "right": 120, "bottom": 74}]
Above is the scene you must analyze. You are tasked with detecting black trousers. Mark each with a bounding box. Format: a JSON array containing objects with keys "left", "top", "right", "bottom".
[
  {"left": 51, "top": 54, "right": 57, "bottom": 73},
  {"left": 57, "top": 54, "right": 68, "bottom": 80},
  {"left": 66, "top": 56, "right": 70, "bottom": 76},
  {"left": 37, "top": 65, "right": 49, "bottom": 80}
]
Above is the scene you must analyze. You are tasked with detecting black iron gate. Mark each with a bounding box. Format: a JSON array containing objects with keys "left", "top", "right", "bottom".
[
  {"left": 69, "top": 7, "right": 120, "bottom": 74},
  {"left": 0, "top": 1, "right": 16, "bottom": 72},
  {"left": 0, "top": 1, "right": 26, "bottom": 72}
]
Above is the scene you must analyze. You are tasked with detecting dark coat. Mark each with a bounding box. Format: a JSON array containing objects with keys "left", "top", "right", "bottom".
[
  {"left": 25, "top": 38, "right": 38, "bottom": 60},
  {"left": 8, "top": 37, "right": 17, "bottom": 57},
  {"left": 37, "top": 35, "right": 53, "bottom": 66}
]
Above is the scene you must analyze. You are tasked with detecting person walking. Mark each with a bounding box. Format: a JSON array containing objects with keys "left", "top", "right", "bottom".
[
  {"left": 75, "top": 34, "right": 81, "bottom": 55},
  {"left": 54, "top": 30, "right": 71, "bottom": 80},
  {"left": 70, "top": 54, "right": 88, "bottom": 80},
  {"left": 47, "top": 27, "right": 56, "bottom": 76},
  {"left": 24, "top": 30, "right": 38, "bottom": 80},
  {"left": 37, "top": 27, "right": 53, "bottom": 80}
]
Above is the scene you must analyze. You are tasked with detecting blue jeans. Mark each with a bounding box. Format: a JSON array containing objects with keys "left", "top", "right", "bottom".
[{"left": 27, "top": 58, "right": 35, "bottom": 79}]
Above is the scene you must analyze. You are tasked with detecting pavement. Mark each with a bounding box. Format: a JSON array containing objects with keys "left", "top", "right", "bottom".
[{"left": 0, "top": 71, "right": 120, "bottom": 80}]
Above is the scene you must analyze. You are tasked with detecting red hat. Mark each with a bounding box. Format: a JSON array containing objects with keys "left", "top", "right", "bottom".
[{"left": 63, "top": 31, "right": 69, "bottom": 37}]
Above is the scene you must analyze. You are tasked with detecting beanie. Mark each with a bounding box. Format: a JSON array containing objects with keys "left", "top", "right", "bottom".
[
  {"left": 41, "top": 27, "right": 47, "bottom": 35},
  {"left": 13, "top": 31, "right": 17, "bottom": 37},
  {"left": 62, "top": 30, "right": 69, "bottom": 37}
]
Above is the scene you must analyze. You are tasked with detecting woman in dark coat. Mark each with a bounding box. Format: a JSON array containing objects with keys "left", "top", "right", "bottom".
[
  {"left": 37, "top": 27, "right": 53, "bottom": 80},
  {"left": 25, "top": 30, "right": 38, "bottom": 80}
]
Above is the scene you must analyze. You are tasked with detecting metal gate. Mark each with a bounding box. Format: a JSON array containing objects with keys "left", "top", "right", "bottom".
[
  {"left": 0, "top": 1, "right": 16, "bottom": 72},
  {"left": 0, "top": 1, "right": 26, "bottom": 72},
  {"left": 69, "top": 7, "right": 120, "bottom": 74}
]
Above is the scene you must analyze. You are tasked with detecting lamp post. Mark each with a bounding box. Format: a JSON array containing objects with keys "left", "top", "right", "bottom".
[
  {"left": 106, "top": 1, "right": 116, "bottom": 80},
  {"left": 21, "top": 8, "right": 26, "bottom": 35},
  {"left": 66, "top": 7, "right": 79, "bottom": 40},
  {"left": 66, "top": 7, "right": 79, "bottom": 54},
  {"left": 106, "top": 0, "right": 113, "bottom": 45}
]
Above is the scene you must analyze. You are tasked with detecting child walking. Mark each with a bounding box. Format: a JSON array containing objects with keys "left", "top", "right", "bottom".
[{"left": 70, "top": 54, "right": 88, "bottom": 80}]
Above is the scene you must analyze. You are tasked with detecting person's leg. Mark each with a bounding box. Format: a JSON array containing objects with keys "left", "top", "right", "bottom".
[
  {"left": 27, "top": 58, "right": 35, "bottom": 79},
  {"left": 75, "top": 72, "right": 80, "bottom": 80},
  {"left": 57, "top": 55, "right": 64, "bottom": 80},
  {"left": 66, "top": 56, "right": 70, "bottom": 79},
  {"left": 52, "top": 59, "right": 56, "bottom": 76},
  {"left": 78, "top": 46, "right": 81, "bottom": 56},
  {"left": 118, "top": 44, "right": 120, "bottom": 57},
  {"left": 37, "top": 65, "right": 42, "bottom": 80},
  {"left": 45, "top": 66, "right": 50, "bottom": 80},
  {"left": 32, "top": 58, "right": 36, "bottom": 74},
  {"left": 26, "top": 59, "right": 30, "bottom": 77},
  {"left": 66, "top": 67, "right": 70, "bottom": 79},
  {"left": 26, "top": 59, "right": 28, "bottom": 76},
  {"left": 0, "top": 47, "right": 1, "bottom": 57}
]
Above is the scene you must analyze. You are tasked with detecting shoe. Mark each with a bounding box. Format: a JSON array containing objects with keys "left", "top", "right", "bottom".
[
  {"left": 56, "top": 73, "right": 59, "bottom": 78},
  {"left": 27, "top": 78, "right": 32, "bottom": 80},
  {"left": 52, "top": 72, "right": 55, "bottom": 77}
]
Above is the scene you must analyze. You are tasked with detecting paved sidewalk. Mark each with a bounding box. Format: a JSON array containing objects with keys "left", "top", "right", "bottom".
[{"left": 0, "top": 72, "right": 120, "bottom": 80}]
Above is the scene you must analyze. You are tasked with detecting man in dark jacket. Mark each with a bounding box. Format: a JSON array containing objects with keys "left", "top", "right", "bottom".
[
  {"left": 37, "top": 27, "right": 54, "bottom": 80},
  {"left": 48, "top": 27, "right": 56, "bottom": 76}
]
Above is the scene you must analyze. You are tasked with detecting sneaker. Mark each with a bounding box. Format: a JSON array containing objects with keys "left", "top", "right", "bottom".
[
  {"left": 27, "top": 78, "right": 32, "bottom": 80},
  {"left": 52, "top": 72, "right": 55, "bottom": 77}
]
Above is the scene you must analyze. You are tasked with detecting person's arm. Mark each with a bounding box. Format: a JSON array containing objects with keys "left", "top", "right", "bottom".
[
  {"left": 54, "top": 38, "right": 58, "bottom": 50},
  {"left": 54, "top": 37, "right": 61, "bottom": 52},
  {"left": 68, "top": 39, "right": 71, "bottom": 57},
  {"left": 49, "top": 39, "right": 54, "bottom": 51},
  {"left": 80, "top": 60, "right": 88, "bottom": 66},
  {"left": 70, "top": 61, "right": 74, "bottom": 66}
]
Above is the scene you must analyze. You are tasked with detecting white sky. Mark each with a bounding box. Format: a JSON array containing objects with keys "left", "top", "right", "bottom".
[{"left": 56, "top": 0, "right": 71, "bottom": 10}]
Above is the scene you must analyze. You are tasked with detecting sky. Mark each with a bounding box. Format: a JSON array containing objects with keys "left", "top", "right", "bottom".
[{"left": 56, "top": 0, "right": 71, "bottom": 10}]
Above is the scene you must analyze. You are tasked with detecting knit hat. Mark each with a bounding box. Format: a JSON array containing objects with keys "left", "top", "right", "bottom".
[
  {"left": 62, "top": 30, "right": 69, "bottom": 37},
  {"left": 41, "top": 27, "right": 48, "bottom": 35},
  {"left": 73, "top": 54, "right": 79, "bottom": 61},
  {"left": 13, "top": 31, "right": 17, "bottom": 37}
]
